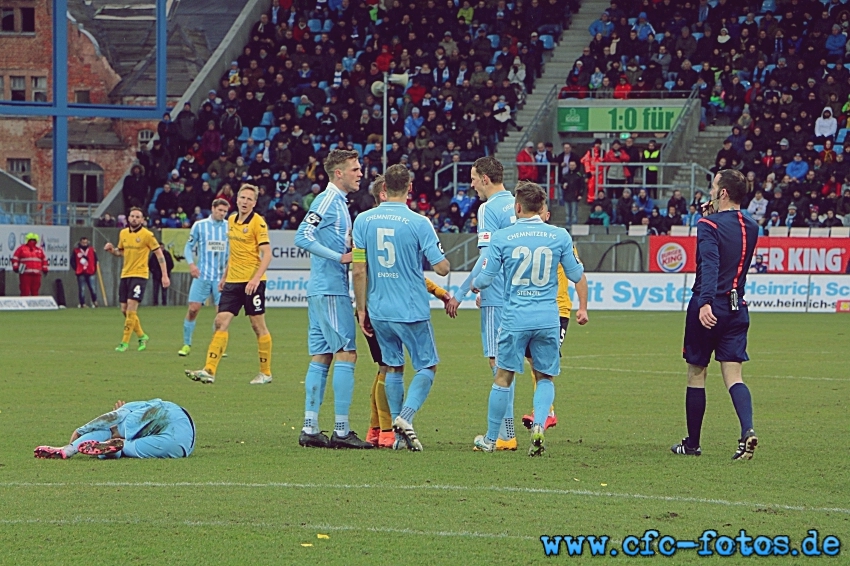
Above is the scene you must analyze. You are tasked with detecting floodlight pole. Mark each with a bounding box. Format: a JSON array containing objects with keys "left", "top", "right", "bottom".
[
  {"left": 382, "top": 72, "right": 388, "bottom": 174},
  {"left": 52, "top": 0, "right": 69, "bottom": 204}
]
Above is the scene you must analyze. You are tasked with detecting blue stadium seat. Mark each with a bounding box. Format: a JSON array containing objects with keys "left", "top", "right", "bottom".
[
  {"left": 738, "top": 15, "right": 747, "bottom": 23},
  {"left": 364, "top": 143, "right": 376, "bottom": 155},
  {"left": 238, "top": 127, "right": 250, "bottom": 141},
  {"left": 14, "top": 214, "right": 29, "bottom": 224},
  {"left": 175, "top": 156, "right": 184, "bottom": 171},
  {"left": 318, "top": 80, "right": 329, "bottom": 90},
  {"left": 202, "top": 172, "right": 210, "bottom": 181},
  {"left": 740, "top": 80, "right": 751, "bottom": 89},
  {"left": 487, "top": 34, "right": 500, "bottom": 49},
  {"left": 692, "top": 32, "right": 703, "bottom": 40},
  {"left": 664, "top": 80, "right": 675, "bottom": 91},
  {"left": 307, "top": 19, "right": 322, "bottom": 33},
  {"left": 260, "top": 111, "right": 275, "bottom": 126},
  {"left": 814, "top": 144, "right": 824, "bottom": 153},
  {"left": 837, "top": 128, "right": 849, "bottom": 143},
  {"left": 313, "top": 142, "right": 321, "bottom": 152},
  {"left": 485, "top": 65, "right": 495, "bottom": 75},
  {"left": 148, "top": 187, "right": 163, "bottom": 215},
  {"left": 754, "top": 15, "right": 763, "bottom": 24},
  {"left": 251, "top": 126, "right": 268, "bottom": 141},
  {"left": 0, "top": 213, "right": 10, "bottom": 224},
  {"left": 540, "top": 34, "right": 554, "bottom": 50},
  {"left": 765, "top": 64, "right": 776, "bottom": 73},
  {"left": 761, "top": 0, "right": 776, "bottom": 11},
  {"left": 290, "top": 172, "right": 299, "bottom": 182},
  {"left": 268, "top": 127, "right": 280, "bottom": 139},
  {"left": 322, "top": 19, "right": 334, "bottom": 32},
  {"left": 352, "top": 143, "right": 363, "bottom": 155},
  {"left": 627, "top": 17, "right": 637, "bottom": 25}
]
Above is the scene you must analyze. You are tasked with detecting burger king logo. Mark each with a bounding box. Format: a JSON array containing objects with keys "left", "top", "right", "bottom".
[{"left": 657, "top": 242, "right": 686, "bottom": 272}]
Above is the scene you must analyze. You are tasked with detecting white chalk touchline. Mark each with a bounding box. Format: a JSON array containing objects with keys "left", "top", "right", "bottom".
[
  {"left": 0, "top": 516, "right": 535, "bottom": 540},
  {"left": 2, "top": 481, "right": 847, "bottom": 515},
  {"left": 569, "top": 366, "right": 849, "bottom": 382}
]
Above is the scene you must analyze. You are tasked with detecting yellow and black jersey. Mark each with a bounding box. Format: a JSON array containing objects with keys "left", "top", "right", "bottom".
[
  {"left": 118, "top": 226, "right": 159, "bottom": 279},
  {"left": 226, "top": 211, "right": 270, "bottom": 283},
  {"left": 556, "top": 246, "right": 581, "bottom": 317}
]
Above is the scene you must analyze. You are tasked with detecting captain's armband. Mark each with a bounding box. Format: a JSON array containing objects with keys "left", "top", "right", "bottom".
[{"left": 352, "top": 248, "right": 367, "bottom": 263}]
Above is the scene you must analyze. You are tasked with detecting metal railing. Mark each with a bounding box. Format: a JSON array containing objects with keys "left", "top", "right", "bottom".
[
  {"left": 512, "top": 84, "right": 559, "bottom": 156},
  {"left": 0, "top": 200, "right": 100, "bottom": 226},
  {"left": 659, "top": 90, "right": 701, "bottom": 166},
  {"left": 595, "top": 161, "right": 713, "bottom": 203}
]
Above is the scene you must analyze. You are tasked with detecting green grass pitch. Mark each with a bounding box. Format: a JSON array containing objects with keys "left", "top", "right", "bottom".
[{"left": 0, "top": 307, "right": 846, "bottom": 564}]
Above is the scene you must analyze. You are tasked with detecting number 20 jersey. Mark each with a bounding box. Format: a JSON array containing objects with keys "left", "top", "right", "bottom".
[
  {"left": 352, "top": 202, "right": 446, "bottom": 323},
  {"left": 481, "top": 217, "right": 584, "bottom": 331}
]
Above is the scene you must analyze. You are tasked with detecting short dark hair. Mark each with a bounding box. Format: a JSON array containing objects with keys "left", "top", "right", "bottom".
[
  {"left": 369, "top": 174, "right": 385, "bottom": 202},
  {"left": 716, "top": 169, "right": 747, "bottom": 204},
  {"left": 514, "top": 181, "right": 547, "bottom": 214},
  {"left": 324, "top": 148, "right": 360, "bottom": 177},
  {"left": 212, "top": 198, "right": 231, "bottom": 209},
  {"left": 384, "top": 164, "right": 410, "bottom": 196},
  {"left": 472, "top": 156, "right": 503, "bottom": 184},
  {"left": 128, "top": 206, "right": 144, "bottom": 216}
]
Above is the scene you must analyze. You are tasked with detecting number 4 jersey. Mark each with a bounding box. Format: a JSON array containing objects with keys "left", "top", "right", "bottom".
[
  {"left": 481, "top": 217, "right": 584, "bottom": 331},
  {"left": 352, "top": 202, "right": 446, "bottom": 323}
]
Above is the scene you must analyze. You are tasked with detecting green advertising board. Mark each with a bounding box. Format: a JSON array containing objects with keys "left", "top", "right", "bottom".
[{"left": 557, "top": 103, "right": 684, "bottom": 132}]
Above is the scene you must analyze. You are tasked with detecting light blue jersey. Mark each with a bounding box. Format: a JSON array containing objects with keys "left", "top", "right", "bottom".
[
  {"left": 475, "top": 217, "right": 584, "bottom": 331},
  {"left": 352, "top": 202, "right": 446, "bottom": 322},
  {"left": 184, "top": 217, "right": 229, "bottom": 281},
  {"left": 477, "top": 190, "right": 516, "bottom": 307},
  {"left": 294, "top": 183, "right": 351, "bottom": 297}
]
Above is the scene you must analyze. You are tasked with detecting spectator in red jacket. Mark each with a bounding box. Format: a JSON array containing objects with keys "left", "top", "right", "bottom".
[
  {"left": 613, "top": 75, "right": 632, "bottom": 99},
  {"left": 11, "top": 232, "right": 48, "bottom": 296},
  {"left": 517, "top": 142, "right": 538, "bottom": 182},
  {"left": 71, "top": 236, "right": 98, "bottom": 308}
]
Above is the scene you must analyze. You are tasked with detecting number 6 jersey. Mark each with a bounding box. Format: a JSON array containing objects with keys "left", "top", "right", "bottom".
[
  {"left": 352, "top": 201, "right": 446, "bottom": 323},
  {"left": 480, "top": 216, "right": 584, "bottom": 331}
]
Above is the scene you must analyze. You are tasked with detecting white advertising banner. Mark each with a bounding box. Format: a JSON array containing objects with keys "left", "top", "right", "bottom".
[
  {"left": 0, "top": 296, "right": 59, "bottom": 310},
  {"left": 268, "top": 231, "right": 312, "bottom": 270},
  {"left": 264, "top": 270, "right": 850, "bottom": 313},
  {"left": 0, "top": 225, "right": 71, "bottom": 271}
]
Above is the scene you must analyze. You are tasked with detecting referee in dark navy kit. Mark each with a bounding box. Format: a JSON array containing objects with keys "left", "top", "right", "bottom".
[{"left": 672, "top": 169, "right": 760, "bottom": 460}]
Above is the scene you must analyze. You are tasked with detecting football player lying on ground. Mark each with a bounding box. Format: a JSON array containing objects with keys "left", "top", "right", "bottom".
[{"left": 34, "top": 399, "right": 195, "bottom": 459}]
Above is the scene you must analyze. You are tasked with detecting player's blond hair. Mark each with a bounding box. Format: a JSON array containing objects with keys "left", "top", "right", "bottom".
[
  {"left": 238, "top": 184, "right": 258, "bottom": 198},
  {"left": 370, "top": 174, "right": 386, "bottom": 202}
]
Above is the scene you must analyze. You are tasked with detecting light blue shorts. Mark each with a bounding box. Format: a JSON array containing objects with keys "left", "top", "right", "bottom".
[
  {"left": 496, "top": 327, "right": 561, "bottom": 377},
  {"left": 188, "top": 279, "right": 221, "bottom": 306},
  {"left": 307, "top": 295, "right": 357, "bottom": 355},
  {"left": 371, "top": 319, "right": 439, "bottom": 371},
  {"left": 480, "top": 306, "right": 502, "bottom": 358}
]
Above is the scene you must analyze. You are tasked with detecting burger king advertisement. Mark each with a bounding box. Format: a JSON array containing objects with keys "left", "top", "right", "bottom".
[{"left": 649, "top": 236, "right": 850, "bottom": 274}]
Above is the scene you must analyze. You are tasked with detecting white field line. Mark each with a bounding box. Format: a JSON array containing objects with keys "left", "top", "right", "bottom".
[
  {"left": 567, "top": 366, "right": 849, "bottom": 382},
  {"left": 2, "top": 481, "right": 848, "bottom": 515},
  {"left": 0, "top": 516, "right": 536, "bottom": 540}
]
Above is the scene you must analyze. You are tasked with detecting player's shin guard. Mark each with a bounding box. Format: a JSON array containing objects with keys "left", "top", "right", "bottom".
[
  {"left": 258, "top": 334, "right": 272, "bottom": 375},
  {"left": 728, "top": 383, "right": 754, "bottom": 438},
  {"left": 499, "top": 380, "right": 516, "bottom": 441},
  {"left": 384, "top": 370, "right": 404, "bottom": 421},
  {"left": 183, "top": 318, "right": 196, "bottom": 347},
  {"left": 369, "top": 372, "right": 380, "bottom": 429},
  {"left": 332, "top": 361, "right": 355, "bottom": 436},
  {"left": 133, "top": 313, "right": 145, "bottom": 338},
  {"left": 487, "top": 384, "right": 511, "bottom": 443},
  {"left": 398, "top": 368, "right": 434, "bottom": 424},
  {"left": 375, "top": 374, "right": 392, "bottom": 430},
  {"left": 122, "top": 312, "right": 135, "bottom": 343},
  {"left": 532, "top": 379, "right": 555, "bottom": 428},
  {"left": 204, "top": 331, "right": 228, "bottom": 375},
  {"left": 686, "top": 387, "right": 707, "bottom": 448},
  {"left": 303, "top": 362, "right": 330, "bottom": 432}
]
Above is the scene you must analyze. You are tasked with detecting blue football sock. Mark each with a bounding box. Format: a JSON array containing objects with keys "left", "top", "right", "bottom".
[
  {"left": 533, "top": 379, "right": 555, "bottom": 428},
  {"left": 487, "top": 384, "right": 511, "bottom": 442},
  {"left": 332, "top": 361, "right": 356, "bottom": 435},
  {"left": 491, "top": 364, "right": 497, "bottom": 377},
  {"left": 686, "top": 387, "right": 706, "bottom": 448},
  {"left": 728, "top": 383, "right": 754, "bottom": 437},
  {"left": 385, "top": 370, "right": 405, "bottom": 420},
  {"left": 304, "top": 362, "right": 329, "bottom": 418},
  {"left": 401, "top": 369, "right": 435, "bottom": 419},
  {"left": 499, "top": 379, "right": 516, "bottom": 440},
  {"left": 183, "top": 319, "right": 196, "bottom": 346}
]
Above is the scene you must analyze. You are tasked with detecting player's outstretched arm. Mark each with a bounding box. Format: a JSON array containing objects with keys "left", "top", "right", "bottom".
[
  {"left": 104, "top": 242, "right": 123, "bottom": 257},
  {"left": 153, "top": 247, "right": 170, "bottom": 288},
  {"left": 574, "top": 273, "right": 589, "bottom": 325}
]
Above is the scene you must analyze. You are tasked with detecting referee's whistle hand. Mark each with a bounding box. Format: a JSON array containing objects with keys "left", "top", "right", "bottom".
[{"left": 699, "top": 304, "right": 717, "bottom": 328}]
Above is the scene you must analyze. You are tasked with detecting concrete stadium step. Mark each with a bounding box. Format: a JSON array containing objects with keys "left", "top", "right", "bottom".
[{"left": 492, "top": 0, "right": 614, "bottom": 183}]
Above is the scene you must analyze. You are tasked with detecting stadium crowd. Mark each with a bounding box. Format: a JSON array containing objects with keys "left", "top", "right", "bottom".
[
  {"left": 122, "top": 0, "right": 575, "bottom": 234},
  {"left": 549, "top": 0, "right": 850, "bottom": 233}
]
